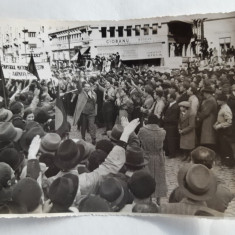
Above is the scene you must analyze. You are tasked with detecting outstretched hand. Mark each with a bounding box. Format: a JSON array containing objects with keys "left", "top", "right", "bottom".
[
  {"left": 28, "top": 135, "right": 41, "bottom": 159},
  {"left": 121, "top": 116, "right": 129, "bottom": 128},
  {"left": 123, "top": 118, "right": 140, "bottom": 136}
]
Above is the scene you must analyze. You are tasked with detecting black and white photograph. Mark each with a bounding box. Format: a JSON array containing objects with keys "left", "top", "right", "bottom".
[{"left": 0, "top": 10, "right": 235, "bottom": 218}]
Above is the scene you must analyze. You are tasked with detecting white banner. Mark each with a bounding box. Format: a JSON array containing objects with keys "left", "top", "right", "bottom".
[
  {"left": 1, "top": 62, "right": 52, "bottom": 81},
  {"left": 96, "top": 43, "right": 163, "bottom": 60}
]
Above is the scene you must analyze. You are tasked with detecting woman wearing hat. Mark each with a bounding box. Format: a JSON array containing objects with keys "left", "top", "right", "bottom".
[
  {"left": 178, "top": 101, "right": 196, "bottom": 162},
  {"left": 138, "top": 114, "right": 167, "bottom": 205}
]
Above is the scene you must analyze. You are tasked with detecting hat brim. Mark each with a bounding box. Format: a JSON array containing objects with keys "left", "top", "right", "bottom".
[
  {"left": 20, "top": 128, "right": 45, "bottom": 152},
  {"left": 125, "top": 159, "right": 148, "bottom": 167},
  {"left": 5, "top": 110, "right": 13, "bottom": 122},
  {"left": 13, "top": 128, "right": 23, "bottom": 142},
  {"left": 177, "top": 163, "right": 217, "bottom": 201},
  {"left": 39, "top": 145, "right": 57, "bottom": 155},
  {"left": 54, "top": 144, "right": 85, "bottom": 171}
]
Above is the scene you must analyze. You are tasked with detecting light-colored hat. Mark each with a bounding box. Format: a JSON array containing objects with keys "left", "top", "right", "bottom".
[
  {"left": 0, "top": 108, "right": 13, "bottom": 122},
  {"left": 178, "top": 164, "right": 217, "bottom": 201},
  {"left": 178, "top": 101, "right": 190, "bottom": 108}
]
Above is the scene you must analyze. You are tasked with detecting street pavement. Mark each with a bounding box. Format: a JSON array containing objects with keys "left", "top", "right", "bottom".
[{"left": 68, "top": 117, "right": 235, "bottom": 216}]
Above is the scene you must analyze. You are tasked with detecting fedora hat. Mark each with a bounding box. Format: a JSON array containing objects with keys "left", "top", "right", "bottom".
[
  {"left": 107, "top": 124, "right": 123, "bottom": 142},
  {"left": 75, "top": 139, "right": 95, "bottom": 161},
  {"left": 128, "top": 171, "right": 156, "bottom": 200},
  {"left": 99, "top": 177, "right": 126, "bottom": 212},
  {"left": 0, "top": 122, "right": 23, "bottom": 142},
  {"left": 201, "top": 86, "right": 214, "bottom": 94},
  {"left": 179, "top": 101, "right": 190, "bottom": 108},
  {"left": 178, "top": 164, "right": 217, "bottom": 201},
  {"left": 0, "top": 148, "right": 24, "bottom": 171},
  {"left": 20, "top": 126, "right": 45, "bottom": 152},
  {"left": 78, "top": 195, "right": 112, "bottom": 212},
  {"left": 39, "top": 133, "right": 61, "bottom": 154},
  {"left": 49, "top": 173, "right": 79, "bottom": 209},
  {"left": 125, "top": 146, "right": 148, "bottom": 167},
  {"left": 0, "top": 108, "right": 13, "bottom": 122},
  {"left": 54, "top": 139, "right": 85, "bottom": 171}
]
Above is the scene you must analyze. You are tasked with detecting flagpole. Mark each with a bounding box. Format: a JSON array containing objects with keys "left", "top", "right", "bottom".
[{"left": 0, "top": 56, "right": 7, "bottom": 108}]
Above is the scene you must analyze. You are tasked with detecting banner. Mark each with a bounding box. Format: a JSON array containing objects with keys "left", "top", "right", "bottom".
[
  {"left": 96, "top": 43, "right": 163, "bottom": 61},
  {"left": 1, "top": 62, "right": 52, "bottom": 80}
]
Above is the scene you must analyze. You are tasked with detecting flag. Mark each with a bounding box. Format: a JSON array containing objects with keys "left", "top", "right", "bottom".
[
  {"left": 55, "top": 86, "right": 68, "bottom": 137},
  {"left": 0, "top": 60, "right": 8, "bottom": 108},
  {"left": 27, "top": 54, "right": 40, "bottom": 80}
]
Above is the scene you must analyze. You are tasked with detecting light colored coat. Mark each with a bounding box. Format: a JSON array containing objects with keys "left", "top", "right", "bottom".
[
  {"left": 73, "top": 90, "right": 97, "bottom": 126},
  {"left": 178, "top": 111, "right": 196, "bottom": 150},
  {"left": 198, "top": 95, "right": 217, "bottom": 145},
  {"left": 138, "top": 124, "right": 167, "bottom": 198}
]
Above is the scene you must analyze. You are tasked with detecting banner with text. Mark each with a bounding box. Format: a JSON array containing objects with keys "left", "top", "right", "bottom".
[{"left": 2, "top": 62, "right": 52, "bottom": 80}]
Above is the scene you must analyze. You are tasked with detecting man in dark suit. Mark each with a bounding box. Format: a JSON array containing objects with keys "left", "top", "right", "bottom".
[{"left": 163, "top": 93, "right": 180, "bottom": 158}]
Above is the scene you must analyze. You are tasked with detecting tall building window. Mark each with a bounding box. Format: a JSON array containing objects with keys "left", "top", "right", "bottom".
[
  {"left": 219, "top": 37, "right": 231, "bottom": 51},
  {"left": 28, "top": 32, "right": 36, "bottom": 37},
  {"left": 143, "top": 24, "right": 149, "bottom": 35},
  {"left": 101, "top": 27, "right": 107, "bottom": 38},
  {"left": 118, "top": 26, "right": 124, "bottom": 37},
  {"left": 135, "top": 25, "right": 140, "bottom": 36},
  {"left": 127, "top": 26, "right": 132, "bottom": 37},
  {"left": 29, "top": 44, "right": 36, "bottom": 49},
  {"left": 152, "top": 24, "right": 158, "bottom": 34},
  {"left": 110, "top": 27, "right": 115, "bottom": 37}
]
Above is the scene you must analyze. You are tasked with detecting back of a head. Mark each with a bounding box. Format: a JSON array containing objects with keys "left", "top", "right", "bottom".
[
  {"left": 132, "top": 202, "right": 159, "bottom": 213},
  {"left": 87, "top": 150, "right": 108, "bottom": 172},
  {"left": 147, "top": 114, "right": 160, "bottom": 125},
  {"left": 0, "top": 148, "right": 23, "bottom": 171},
  {"left": 49, "top": 174, "right": 79, "bottom": 210},
  {"left": 96, "top": 140, "right": 114, "bottom": 154},
  {"left": 191, "top": 146, "right": 215, "bottom": 169},
  {"left": 12, "top": 178, "right": 42, "bottom": 212},
  {"left": 10, "top": 102, "right": 23, "bottom": 115},
  {"left": 99, "top": 177, "right": 126, "bottom": 211},
  {"left": 128, "top": 171, "right": 156, "bottom": 200},
  {"left": 0, "top": 162, "right": 13, "bottom": 190},
  {"left": 78, "top": 195, "right": 112, "bottom": 212}
]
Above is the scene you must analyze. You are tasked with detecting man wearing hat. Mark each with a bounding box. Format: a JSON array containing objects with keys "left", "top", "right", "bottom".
[
  {"left": 79, "top": 118, "right": 140, "bottom": 195},
  {"left": 0, "top": 122, "right": 23, "bottom": 152},
  {"left": 0, "top": 97, "right": 13, "bottom": 122},
  {"left": 161, "top": 164, "right": 223, "bottom": 216},
  {"left": 197, "top": 86, "right": 217, "bottom": 150},
  {"left": 169, "top": 146, "right": 234, "bottom": 213},
  {"left": 178, "top": 101, "right": 196, "bottom": 162},
  {"left": 107, "top": 123, "right": 140, "bottom": 148},
  {"left": 214, "top": 93, "right": 234, "bottom": 165}
]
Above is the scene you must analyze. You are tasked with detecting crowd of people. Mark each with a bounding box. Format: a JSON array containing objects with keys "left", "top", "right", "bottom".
[{"left": 0, "top": 52, "right": 235, "bottom": 216}]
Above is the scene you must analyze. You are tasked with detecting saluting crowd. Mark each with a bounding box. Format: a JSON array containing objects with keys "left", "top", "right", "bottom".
[{"left": 0, "top": 50, "right": 235, "bottom": 216}]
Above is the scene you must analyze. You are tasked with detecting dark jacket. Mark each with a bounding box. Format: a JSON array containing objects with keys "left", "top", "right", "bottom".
[{"left": 164, "top": 103, "right": 180, "bottom": 126}]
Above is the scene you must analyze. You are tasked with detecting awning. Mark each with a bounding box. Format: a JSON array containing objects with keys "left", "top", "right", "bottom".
[
  {"left": 71, "top": 52, "right": 78, "bottom": 61},
  {"left": 71, "top": 47, "right": 90, "bottom": 61},
  {"left": 80, "top": 46, "right": 90, "bottom": 55}
]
